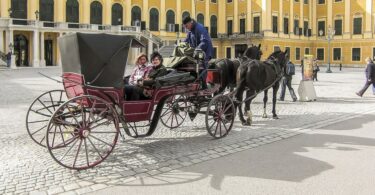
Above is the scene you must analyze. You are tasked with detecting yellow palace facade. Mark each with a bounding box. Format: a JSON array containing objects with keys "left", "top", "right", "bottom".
[{"left": 1, "top": 0, "right": 375, "bottom": 67}]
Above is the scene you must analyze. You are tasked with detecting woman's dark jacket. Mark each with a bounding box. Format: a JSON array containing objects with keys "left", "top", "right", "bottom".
[{"left": 143, "top": 64, "right": 168, "bottom": 86}]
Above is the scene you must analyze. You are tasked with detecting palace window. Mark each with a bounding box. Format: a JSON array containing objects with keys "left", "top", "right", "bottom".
[
  {"left": 197, "top": 14, "right": 204, "bottom": 26},
  {"left": 304, "top": 0, "right": 309, "bottom": 4},
  {"left": 294, "top": 19, "right": 299, "bottom": 35},
  {"left": 131, "top": 6, "right": 141, "bottom": 26},
  {"left": 317, "top": 48, "right": 324, "bottom": 60},
  {"left": 353, "top": 18, "right": 362, "bottom": 35},
  {"left": 40, "top": 0, "right": 54, "bottom": 22},
  {"left": 111, "top": 3, "right": 123, "bottom": 25},
  {"left": 334, "top": 19, "right": 342, "bottom": 35},
  {"left": 166, "top": 10, "right": 175, "bottom": 32},
  {"left": 318, "top": 0, "right": 325, "bottom": 4},
  {"left": 226, "top": 47, "right": 232, "bottom": 59},
  {"left": 212, "top": 48, "right": 217, "bottom": 59},
  {"left": 240, "top": 18, "right": 246, "bottom": 34},
  {"left": 227, "top": 20, "right": 233, "bottom": 35},
  {"left": 66, "top": 0, "right": 79, "bottom": 24},
  {"left": 333, "top": 48, "right": 341, "bottom": 61},
  {"left": 149, "top": 8, "right": 159, "bottom": 31},
  {"left": 352, "top": 48, "right": 361, "bottom": 61},
  {"left": 318, "top": 21, "right": 325, "bottom": 36},
  {"left": 210, "top": 15, "right": 218, "bottom": 38},
  {"left": 305, "top": 48, "right": 310, "bottom": 55},
  {"left": 272, "top": 16, "right": 278, "bottom": 33},
  {"left": 11, "top": 0, "right": 27, "bottom": 19},
  {"left": 284, "top": 18, "right": 289, "bottom": 34},
  {"left": 253, "top": 16, "right": 260, "bottom": 33},
  {"left": 296, "top": 48, "right": 301, "bottom": 60},
  {"left": 211, "top": 0, "right": 217, "bottom": 3},
  {"left": 90, "top": 1, "right": 102, "bottom": 25},
  {"left": 303, "top": 21, "right": 308, "bottom": 36}
]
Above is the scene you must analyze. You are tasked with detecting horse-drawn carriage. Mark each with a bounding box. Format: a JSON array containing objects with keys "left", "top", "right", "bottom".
[{"left": 26, "top": 33, "right": 236, "bottom": 170}]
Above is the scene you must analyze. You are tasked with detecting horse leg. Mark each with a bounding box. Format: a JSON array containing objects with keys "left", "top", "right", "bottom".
[
  {"left": 235, "top": 84, "right": 250, "bottom": 126},
  {"left": 262, "top": 89, "right": 268, "bottom": 118},
  {"left": 244, "top": 90, "right": 255, "bottom": 125},
  {"left": 272, "top": 82, "right": 280, "bottom": 119}
]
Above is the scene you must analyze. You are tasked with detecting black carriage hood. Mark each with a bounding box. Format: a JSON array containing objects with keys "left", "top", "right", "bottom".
[{"left": 58, "top": 33, "right": 144, "bottom": 88}]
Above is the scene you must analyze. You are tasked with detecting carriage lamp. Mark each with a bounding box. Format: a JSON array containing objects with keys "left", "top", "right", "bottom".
[
  {"left": 35, "top": 10, "right": 39, "bottom": 20},
  {"left": 319, "top": 26, "right": 335, "bottom": 73},
  {"left": 8, "top": 8, "right": 12, "bottom": 18}
]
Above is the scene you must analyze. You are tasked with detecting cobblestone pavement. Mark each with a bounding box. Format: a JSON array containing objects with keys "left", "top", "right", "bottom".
[{"left": 1, "top": 67, "right": 375, "bottom": 195}]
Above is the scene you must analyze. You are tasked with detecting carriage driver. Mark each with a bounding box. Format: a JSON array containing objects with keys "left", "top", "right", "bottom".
[{"left": 182, "top": 16, "right": 214, "bottom": 89}]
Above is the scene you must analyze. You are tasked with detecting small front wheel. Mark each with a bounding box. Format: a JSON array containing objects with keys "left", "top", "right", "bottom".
[
  {"left": 26, "top": 90, "right": 67, "bottom": 147},
  {"left": 160, "top": 95, "right": 188, "bottom": 129},
  {"left": 46, "top": 95, "right": 120, "bottom": 170},
  {"left": 205, "top": 95, "right": 235, "bottom": 139}
]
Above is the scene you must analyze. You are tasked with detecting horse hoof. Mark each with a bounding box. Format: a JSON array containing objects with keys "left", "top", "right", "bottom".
[
  {"left": 246, "top": 119, "right": 252, "bottom": 126},
  {"left": 262, "top": 114, "right": 267, "bottom": 118},
  {"left": 242, "top": 121, "right": 251, "bottom": 126},
  {"left": 273, "top": 116, "right": 279, "bottom": 119}
]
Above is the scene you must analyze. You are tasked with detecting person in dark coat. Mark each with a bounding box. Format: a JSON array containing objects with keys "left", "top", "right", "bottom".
[
  {"left": 280, "top": 61, "right": 298, "bottom": 102},
  {"left": 125, "top": 52, "right": 168, "bottom": 101},
  {"left": 356, "top": 57, "right": 375, "bottom": 97},
  {"left": 6, "top": 51, "right": 12, "bottom": 67},
  {"left": 182, "top": 16, "right": 213, "bottom": 88}
]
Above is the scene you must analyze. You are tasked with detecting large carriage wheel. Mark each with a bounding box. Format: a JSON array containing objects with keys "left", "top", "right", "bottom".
[
  {"left": 26, "top": 90, "right": 67, "bottom": 147},
  {"left": 160, "top": 95, "right": 188, "bottom": 129},
  {"left": 46, "top": 95, "right": 120, "bottom": 170},
  {"left": 205, "top": 95, "right": 235, "bottom": 139}
]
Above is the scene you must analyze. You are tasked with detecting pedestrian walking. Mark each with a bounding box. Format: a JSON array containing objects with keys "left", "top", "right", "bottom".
[
  {"left": 339, "top": 63, "right": 342, "bottom": 71},
  {"left": 279, "top": 61, "right": 298, "bottom": 102},
  {"left": 356, "top": 57, "right": 375, "bottom": 97},
  {"left": 301, "top": 59, "right": 304, "bottom": 80},
  {"left": 6, "top": 51, "right": 11, "bottom": 68},
  {"left": 313, "top": 59, "right": 320, "bottom": 81}
]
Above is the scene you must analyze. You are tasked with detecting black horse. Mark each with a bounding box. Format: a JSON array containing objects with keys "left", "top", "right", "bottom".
[
  {"left": 208, "top": 44, "right": 262, "bottom": 93},
  {"left": 235, "top": 49, "right": 289, "bottom": 126}
]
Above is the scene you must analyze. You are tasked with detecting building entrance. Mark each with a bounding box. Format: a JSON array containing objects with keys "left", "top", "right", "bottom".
[
  {"left": 14, "top": 35, "right": 29, "bottom": 66},
  {"left": 45, "top": 40, "right": 53, "bottom": 66}
]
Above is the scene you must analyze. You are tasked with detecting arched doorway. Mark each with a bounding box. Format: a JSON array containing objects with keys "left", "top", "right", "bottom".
[
  {"left": 166, "top": 10, "right": 175, "bottom": 31},
  {"left": 14, "top": 35, "right": 29, "bottom": 66},
  {"left": 112, "top": 3, "right": 123, "bottom": 25}
]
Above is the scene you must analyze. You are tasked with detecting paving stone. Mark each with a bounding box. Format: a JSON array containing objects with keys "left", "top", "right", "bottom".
[
  {"left": 47, "top": 187, "right": 64, "bottom": 195},
  {"left": 75, "top": 187, "right": 93, "bottom": 195},
  {"left": 63, "top": 183, "right": 80, "bottom": 191}
]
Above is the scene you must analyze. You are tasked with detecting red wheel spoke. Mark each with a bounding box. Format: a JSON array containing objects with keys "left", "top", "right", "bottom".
[
  {"left": 31, "top": 124, "right": 47, "bottom": 135},
  {"left": 58, "top": 138, "right": 79, "bottom": 161},
  {"left": 87, "top": 137, "right": 104, "bottom": 159},
  {"left": 48, "top": 92, "right": 56, "bottom": 111},
  {"left": 37, "top": 99, "right": 53, "bottom": 114},
  {"left": 90, "top": 131, "right": 118, "bottom": 134},
  {"left": 53, "top": 135, "right": 78, "bottom": 149},
  {"left": 90, "top": 135, "right": 114, "bottom": 147},
  {"left": 58, "top": 125, "right": 66, "bottom": 146},
  {"left": 29, "top": 119, "right": 50, "bottom": 124},
  {"left": 84, "top": 139, "right": 90, "bottom": 166},
  {"left": 52, "top": 125, "right": 57, "bottom": 147},
  {"left": 66, "top": 104, "right": 82, "bottom": 128},
  {"left": 73, "top": 139, "right": 83, "bottom": 168}
]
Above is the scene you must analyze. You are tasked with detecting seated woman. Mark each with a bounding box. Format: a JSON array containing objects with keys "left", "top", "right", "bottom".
[
  {"left": 128, "top": 53, "right": 150, "bottom": 85},
  {"left": 126, "top": 52, "right": 168, "bottom": 101},
  {"left": 124, "top": 53, "right": 151, "bottom": 100}
]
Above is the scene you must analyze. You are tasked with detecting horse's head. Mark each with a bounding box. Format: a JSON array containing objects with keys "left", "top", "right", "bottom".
[
  {"left": 268, "top": 49, "right": 290, "bottom": 74},
  {"left": 242, "top": 44, "right": 263, "bottom": 61}
]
